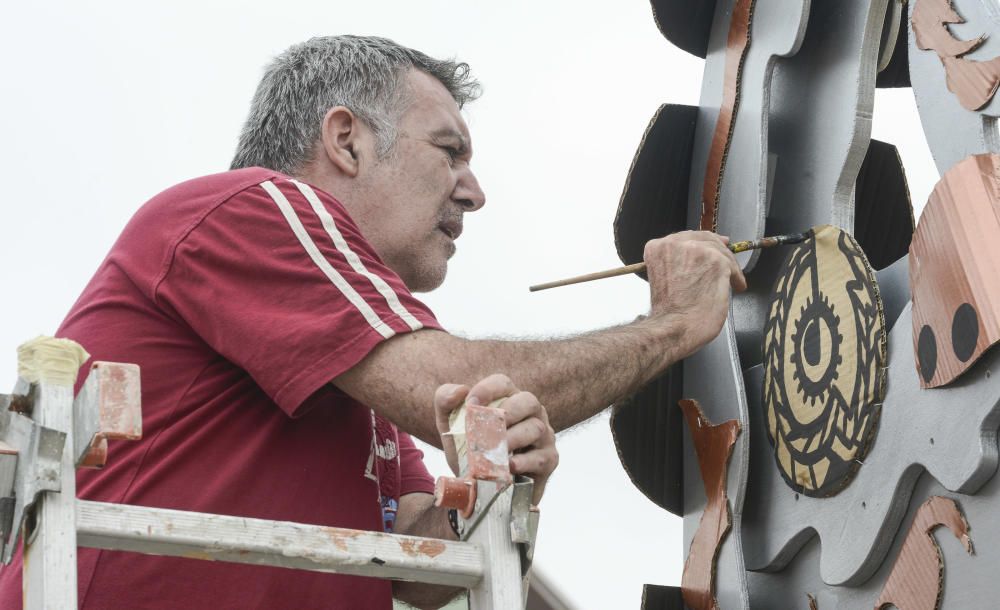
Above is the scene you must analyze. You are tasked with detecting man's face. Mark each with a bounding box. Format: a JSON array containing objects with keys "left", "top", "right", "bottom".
[{"left": 354, "top": 69, "right": 485, "bottom": 292}]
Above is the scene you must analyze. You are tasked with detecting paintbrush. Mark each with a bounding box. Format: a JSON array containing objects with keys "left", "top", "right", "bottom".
[{"left": 528, "top": 232, "right": 812, "bottom": 292}]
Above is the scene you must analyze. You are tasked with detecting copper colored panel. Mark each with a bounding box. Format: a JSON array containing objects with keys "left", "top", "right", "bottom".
[
  {"left": 874, "top": 496, "right": 973, "bottom": 610},
  {"left": 910, "top": 154, "right": 1000, "bottom": 387},
  {"left": 912, "top": 0, "right": 1000, "bottom": 111},
  {"left": 762, "top": 225, "right": 887, "bottom": 497},
  {"left": 700, "top": 0, "right": 758, "bottom": 231},
  {"left": 679, "top": 398, "right": 741, "bottom": 610}
]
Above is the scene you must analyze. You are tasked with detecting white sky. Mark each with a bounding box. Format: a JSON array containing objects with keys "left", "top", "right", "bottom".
[{"left": 0, "top": 2, "right": 940, "bottom": 608}]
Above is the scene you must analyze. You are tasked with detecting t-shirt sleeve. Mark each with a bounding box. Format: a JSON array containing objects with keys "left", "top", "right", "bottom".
[
  {"left": 155, "top": 177, "right": 443, "bottom": 416},
  {"left": 398, "top": 432, "right": 436, "bottom": 496}
]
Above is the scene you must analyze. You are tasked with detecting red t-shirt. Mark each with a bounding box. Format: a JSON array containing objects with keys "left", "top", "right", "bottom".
[{"left": 0, "top": 168, "right": 442, "bottom": 609}]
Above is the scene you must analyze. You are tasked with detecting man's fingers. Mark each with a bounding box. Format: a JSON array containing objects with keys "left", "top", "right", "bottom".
[
  {"left": 731, "top": 260, "right": 748, "bottom": 292},
  {"left": 510, "top": 448, "right": 558, "bottom": 505},
  {"left": 510, "top": 448, "right": 558, "bottom": 477},
  {"left": 466, "top": 373, "right": 518, "bottom": 407},
  {"left": 496, "top": 391, "right": 548, "bottom": 428},
  {"left": 433, "top": 383, "right": 469, "bottom": 434},
  {"left": 506, "top": 416, "right": 551, "bottom": 453},
  {"left": 693, "top": 235, "right": 746, "bottom": 294}
]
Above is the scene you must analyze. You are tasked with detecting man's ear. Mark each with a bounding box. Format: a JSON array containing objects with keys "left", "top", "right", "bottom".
[{"left": 320, "top": 106, "right": 362, "bottom": 177}]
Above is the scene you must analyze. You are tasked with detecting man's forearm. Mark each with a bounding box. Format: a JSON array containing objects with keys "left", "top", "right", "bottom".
[
  {"left": 453, "top": 315, "right": 686, "bottom": 431},
  {"left": 336, "top": 313, "right": 692, "bottom": 445}
]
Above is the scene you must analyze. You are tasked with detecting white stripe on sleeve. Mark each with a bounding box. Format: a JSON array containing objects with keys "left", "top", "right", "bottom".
[
  {"left": 259, "top": 180, "right": 395, "bottom": 339},
  {"left": 290, "top": 179, "right": 424, "bottom": 332}
]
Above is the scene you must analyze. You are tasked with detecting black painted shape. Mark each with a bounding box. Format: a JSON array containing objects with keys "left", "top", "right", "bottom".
[
  {"left": 641, "top": 584, "right": 685, "bottom": 610},
  {"left": 919, "top": 324, "right": 938, "bottom": 383},
  {"left": 804, "top": 318, "right": 822, "bottom": 366},
  {"left": 610, "top": 361, "right": 684, "bottom": 516},
  {"left": 854, "top": 139, "right": 915, "bottom": 270},
  {"left": 876, "top": 0, "right": 911, "bottom": 89},
  {"left": 614, "top": 104, "right": 698, "bottom": 279},
  {"left": 952, "top": 303, "right": 980, "bottom": 362},
  {"left": 649, "top": 0, "right": 717, "bottom": 58}
]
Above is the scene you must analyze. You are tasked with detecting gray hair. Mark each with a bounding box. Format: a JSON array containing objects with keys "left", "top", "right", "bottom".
[{"left": 230, "top": 35, "right": 480, "bottom": 173}]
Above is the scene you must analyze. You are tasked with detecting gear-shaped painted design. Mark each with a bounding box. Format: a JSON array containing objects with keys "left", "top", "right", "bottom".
[
  {"left": 790, "top": 295, "right": 844, "bottom": 406},
  {"left": 762, "top": 225, "right": 887, "bottom": 497}
]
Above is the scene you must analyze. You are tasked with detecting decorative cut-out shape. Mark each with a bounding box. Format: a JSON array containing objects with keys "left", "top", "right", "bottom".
[
  {"left": 854, "top": 140, "right": 915, "bottom": 270},
  {"left": 874, "top": 496, "right": 974, "bottom": 610},
  {"left": 910, "top": 153, "right": 1000, "bottom": 387},
  {"left": 641, "top": 583, "right": 684, "bottom": 610},
  {"left": 679, "top": 398, "right": 741, "bottom": 610},
  {"left": 614, "top": 104, "right": 697, "bottom": 272},
  {"left": 907, "top": 0, "right": 1000, "bottom": 175},
  {"left": 701, "top": 0, "right": 758, "bottom": 232},
  {"left": 611, "top": 365, "right": 684, "bottom": 516},
  {"left": 762, "top": 225, "right": 887, "bottom": 497},
  {"left": 912, "top": 0, "right": 1000, "bottom": 110},
  {"left": 649, "top": 0, "right": 717, "bottom": 58},
  {"left": 877, "top": 0, "right": 912, "bottom": 88}
]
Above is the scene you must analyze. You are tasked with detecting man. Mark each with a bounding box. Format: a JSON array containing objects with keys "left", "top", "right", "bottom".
[{"left": 0, "top": 35, "right": 743, "bottom": 609}]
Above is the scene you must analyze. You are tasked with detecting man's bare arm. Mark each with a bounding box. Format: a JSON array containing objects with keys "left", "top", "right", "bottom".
[
  {"left": 336, "top": 232, "right": 745, "bottom": 446},
  {"left": 337, "top": 317, "right": 683, "bottom": 445}
]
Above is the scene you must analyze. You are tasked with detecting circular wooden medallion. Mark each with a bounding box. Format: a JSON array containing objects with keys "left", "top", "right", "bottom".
[{"left": 762, "top": 225, "right": 887, "bottom": 497}]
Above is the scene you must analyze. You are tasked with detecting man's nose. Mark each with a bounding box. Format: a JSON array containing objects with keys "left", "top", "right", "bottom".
[{"left": 453, "top": 167, "right": 486, "bottom": 212}]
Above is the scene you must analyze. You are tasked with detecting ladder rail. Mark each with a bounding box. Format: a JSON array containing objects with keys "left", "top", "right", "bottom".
[{"left": 75, "top": 498, "right": 485, "bottom": 588}]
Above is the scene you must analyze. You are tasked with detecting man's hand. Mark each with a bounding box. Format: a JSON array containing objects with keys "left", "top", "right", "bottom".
[
  {"left": 434, "top": 374, "right": 558, "bottom": 505},
  {"left": 643, "top": 231, "right": 747, "bottom": 358}
]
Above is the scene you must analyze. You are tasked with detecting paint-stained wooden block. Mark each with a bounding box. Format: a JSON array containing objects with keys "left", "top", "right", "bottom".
[{"left": 911, "top": 153, "right": 1000, "bottom": 387}]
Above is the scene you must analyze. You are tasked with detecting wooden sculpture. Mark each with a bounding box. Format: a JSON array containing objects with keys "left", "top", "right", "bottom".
[
  {"left": 608, "top": 0, "right": 1000, "bottom": 607},
  {"left": 911, "top": 153, "right": 1000, "bottom": 388}
]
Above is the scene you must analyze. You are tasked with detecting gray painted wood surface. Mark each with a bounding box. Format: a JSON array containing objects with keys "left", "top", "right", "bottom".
[{"left": 743, "top": 303, "right": 1000, "bottom": 586}]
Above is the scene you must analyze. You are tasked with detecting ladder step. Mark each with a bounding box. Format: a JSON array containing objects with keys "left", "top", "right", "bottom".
[{"left": 75, "top": 500, "right": 484, "bottom": 588}]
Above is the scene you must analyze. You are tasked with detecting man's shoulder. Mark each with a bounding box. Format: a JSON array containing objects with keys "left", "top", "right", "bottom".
[
  {"left": 123, "top": 167, "right": 288, "bottom": 242},
  {"left": 150, "top": 167, "right": 288, "bottom": 208}
]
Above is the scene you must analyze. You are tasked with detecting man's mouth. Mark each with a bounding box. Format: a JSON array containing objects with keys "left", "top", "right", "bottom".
[{"left": 438, "top": 220, "right": 463, "bottom": 240}]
